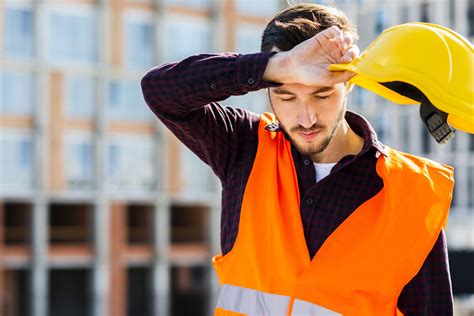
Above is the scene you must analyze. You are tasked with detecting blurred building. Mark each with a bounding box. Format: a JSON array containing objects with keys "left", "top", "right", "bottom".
[{"left": 0, "top": 0, "right": 472, "bottom": 316}]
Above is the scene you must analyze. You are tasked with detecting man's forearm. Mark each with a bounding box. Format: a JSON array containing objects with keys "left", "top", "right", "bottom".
[
  {"left": 262, "top": 51, "right": 292, "bottom": 84},
  {"left": 141, "top": 52, "right": 281, "bottom": 117}
]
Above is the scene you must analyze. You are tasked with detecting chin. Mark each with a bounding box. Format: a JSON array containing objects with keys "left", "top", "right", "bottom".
[
  {"left": 292, "top": 139, "right": 324, "bottom": 156},
  {"left": 289, "top": 133, "right": 332, "bottom": 157}
]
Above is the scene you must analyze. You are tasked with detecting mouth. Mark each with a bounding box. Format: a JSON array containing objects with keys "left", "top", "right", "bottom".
[{"left": 297, "top": 130, "right": 321, "bottom": 141}]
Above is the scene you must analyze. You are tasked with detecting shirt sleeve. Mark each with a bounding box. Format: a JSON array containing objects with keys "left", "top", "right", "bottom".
[
  {"left": 397, "top": 229, "right": 454, "bottom": 315},
  {"left": 140, "top": 52, "right": 281, "bottom": 181}
]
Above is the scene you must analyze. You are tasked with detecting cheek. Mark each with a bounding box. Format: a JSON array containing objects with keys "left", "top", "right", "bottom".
[
  {"left": 319, "top": 93, "right": 346, "bottom": 113},
  {"left": 271, "top": 100, "right": 297, "bottom": 122}
]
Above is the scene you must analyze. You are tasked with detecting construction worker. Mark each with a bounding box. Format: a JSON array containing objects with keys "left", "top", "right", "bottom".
[{"left": 141, "top": 3, "right": 454, "bottom": 315}]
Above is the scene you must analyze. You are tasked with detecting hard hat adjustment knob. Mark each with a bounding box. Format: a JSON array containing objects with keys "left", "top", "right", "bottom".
[{"left": 419, "top": 98, "right": 455, "bottom": 144}]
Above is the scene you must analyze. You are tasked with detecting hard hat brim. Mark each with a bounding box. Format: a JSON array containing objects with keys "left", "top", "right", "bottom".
[{"left": 329, "top": 63, "right": 419, "bottom": 105}]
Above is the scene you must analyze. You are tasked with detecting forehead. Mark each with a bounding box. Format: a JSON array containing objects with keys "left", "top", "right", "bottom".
[{"left": 270, "top": 83, "right": 337, "bottom": 95}]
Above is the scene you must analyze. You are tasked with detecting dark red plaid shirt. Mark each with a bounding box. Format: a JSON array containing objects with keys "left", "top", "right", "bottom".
[{"left": 141, "top": 52, "right": 453, "bottom": 315}]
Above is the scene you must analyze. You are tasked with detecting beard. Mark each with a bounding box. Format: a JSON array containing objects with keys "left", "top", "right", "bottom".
[{"left": 282, "top": 106, "right": 345, "bottom": 157}]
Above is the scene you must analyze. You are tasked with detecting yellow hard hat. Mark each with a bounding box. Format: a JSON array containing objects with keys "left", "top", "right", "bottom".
[{"left": 330, "top": 22, "right": 474, "bottom": 143}]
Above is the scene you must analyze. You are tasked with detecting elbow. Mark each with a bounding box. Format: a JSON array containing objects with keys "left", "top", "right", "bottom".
[
  {"left": 140, "top": 67, "right": 162, "bottom": 104},
  {"left": 140, "top": 69, "right": 154, "bottom": 95}
]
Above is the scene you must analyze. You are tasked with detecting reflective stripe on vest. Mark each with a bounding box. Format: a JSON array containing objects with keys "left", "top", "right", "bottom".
[{"left": 216, "top": 284, "right": 341, "bottom": 316}]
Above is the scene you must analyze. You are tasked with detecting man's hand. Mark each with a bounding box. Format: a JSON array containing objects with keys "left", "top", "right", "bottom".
[{"left": 263, "top": 25, "right": 359, "bottom": 86}]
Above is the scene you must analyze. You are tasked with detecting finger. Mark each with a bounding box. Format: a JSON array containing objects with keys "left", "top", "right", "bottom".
[
  {"left": 326, "top": 70, "right": 356, "bottom": 86},
  {"left": 339, "top": 45, "right": 359, "bottom": 63},
  {"left": 342, "top": 33, "right": 353, "bottom": 50},
  {"left": 319, "top": 25, "right": 344, "bottom": 44}
]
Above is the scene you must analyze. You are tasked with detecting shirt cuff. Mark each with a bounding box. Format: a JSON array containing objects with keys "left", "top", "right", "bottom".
[{"left": 235, "top": 51, "right": 283, "bottom": 92}]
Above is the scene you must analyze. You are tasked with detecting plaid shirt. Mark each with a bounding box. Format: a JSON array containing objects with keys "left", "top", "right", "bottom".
[{"left": 141, "top": 52, "right": 454, "bottom": 315}]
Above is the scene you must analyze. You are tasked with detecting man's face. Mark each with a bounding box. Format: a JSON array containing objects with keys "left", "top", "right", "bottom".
[{"left": 268, "top": 81, "right": 349, "bottom": 157}]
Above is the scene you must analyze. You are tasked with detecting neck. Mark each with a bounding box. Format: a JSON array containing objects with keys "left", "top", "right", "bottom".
[{"left": 310, "top": 119, "right": 364, "bottom": 163}]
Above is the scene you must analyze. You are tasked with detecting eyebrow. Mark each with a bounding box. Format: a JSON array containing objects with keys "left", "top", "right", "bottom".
[{"left": 272, "top": 86, "right": 335, "bottom": 95}]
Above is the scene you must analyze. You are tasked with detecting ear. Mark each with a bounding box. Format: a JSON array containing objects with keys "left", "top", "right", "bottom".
[{"left": 267, "top": 88, "right": 275, "bottom": 112}]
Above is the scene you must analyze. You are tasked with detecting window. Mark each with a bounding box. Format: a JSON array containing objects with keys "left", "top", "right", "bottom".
[
  {"left": 468, "top": 166, "right": 474, "bottom": 208},
  {"left": 235, "top": 0, "right": 280, "bottom": 17},
  {"left": 351, "top": 86, "right": 370, "bottom": 110},
  {"left": 0, "top": 129, "right": 33, "bottom": 192},
  {"left": 375, "top": 7, "right": 387, "bottom": 35},
  {"left": 399, "top": 5, "right": 409, "bottom": 23},
  {"left": 171, "top": 205, "right": 208, "bottom": 244},
  {"left": 356, "top": 8, "right": 376, "bottom": 49},
  {"left": 65, "top": 75, "right": 96, "bottom": 118},
  {"left": 235, "top": 24, "right": 263, "bottom": 54},
  {"left": 165, "top": 16, "right": 211, "bottom": 61},
  {"left": 469, "top": 0, "right": 474, "bottom": 37},
  {"left": 49, "top": 269, "right": 91, "bottom": 316},
  {"left": 4, "top": 202, "right": 31, "bottom": 245},
  {"left": 4, "top": 7, "right": 34, "bottom": 58},
  {"left": 373, "top": 112, "right": 389, "bottom": 144},
  {"left": 171, "top": 266, "right": 209, "bottom": 316},
  {"left": 49, "top": 203, "right": 92, "bottom": 244},
  {"left": 421, "top": 124, "right": 431, "bottom": 154},
  {"left": 107, "top": 135, "right": 155, "bottom": 192},
  {"left": 48, "top": 9, "right": 97, "bottom": 64},
  {"left": 127, "top": 268, "right": 152, "bottom": 316},
  {"left": 0, "top": 71, "right": 34, "bottom": 115},
  {"left": 399, "top": 111, "right": 411, "bottom": 151},
  {"left": 164, "top": 0, "right": 210, "bottom": 8},
  {"left": 107, "top": 80, "right": 152, "bottom": 121},
  {"left": 127, "top": 204, "right": 153, "bottom": 244},
  {"left": 2, "top": 269, "right": 31, "bottom": 316},
  {"left": 125, "top": 18, "right": 154, "bottom": 70},
  {"left": 227, "top": 91, "right": 269, "bottom": 115},
  {"left": 65, "top": 132, "right": 94, "bottom": 191},
  {"left": 420, "top": 1, "right": 430, "bottom": 22}
]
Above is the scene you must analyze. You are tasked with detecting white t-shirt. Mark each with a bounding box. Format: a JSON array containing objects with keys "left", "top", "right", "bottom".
[{"left": 313, "top": 162, "right": 337, "bottom": 183}]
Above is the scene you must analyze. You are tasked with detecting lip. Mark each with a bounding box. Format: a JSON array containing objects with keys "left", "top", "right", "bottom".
[{"left": 297, "top": 130, "right": 320, "bottom": 141}]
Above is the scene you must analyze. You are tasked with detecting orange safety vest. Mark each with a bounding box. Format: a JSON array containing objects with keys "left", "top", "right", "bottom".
[{"left": 212, "top": 112, "right": 454, "bottom": 316}]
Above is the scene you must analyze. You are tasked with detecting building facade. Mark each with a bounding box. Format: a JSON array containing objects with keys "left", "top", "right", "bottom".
[{"left": 0, "top": 0, "right": 472, "bottom": 315}]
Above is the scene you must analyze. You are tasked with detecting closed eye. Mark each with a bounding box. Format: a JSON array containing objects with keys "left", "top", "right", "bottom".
[
  {"left": 315, "top": 91, "right": 335, "bottom": 99},
  {"left": 281, "top": 97, "right": 296, "bottom": 102}
]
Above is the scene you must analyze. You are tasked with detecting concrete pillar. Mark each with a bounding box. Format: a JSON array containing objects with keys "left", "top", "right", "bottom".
[
  {"left": 31, "top": 0, "right": 49, "bottom": 314},
  {"left": 31, "top": 200, "right": 48, "bottom": 316},
  {"left": 92, "top": 1, "right": 110, "bottom": 316},
  {"left": 152, "top": 198, "right": 171, "bottom": 316}
]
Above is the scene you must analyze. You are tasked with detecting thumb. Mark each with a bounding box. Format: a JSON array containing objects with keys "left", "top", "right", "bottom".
[{"left": 325, "top": 70, "right": 356, "bottom": 86}]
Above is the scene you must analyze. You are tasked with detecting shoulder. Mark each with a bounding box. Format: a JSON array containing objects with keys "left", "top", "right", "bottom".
[
  {"left": 382, "top": 147, "right": 454, "bottom": 191},
  {"left": 387, "top": 147, "right": 453, "bottom": 175}
]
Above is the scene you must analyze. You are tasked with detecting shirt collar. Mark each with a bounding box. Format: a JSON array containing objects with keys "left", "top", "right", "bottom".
[{"left": 263, "top": 110, "right": 388, "bottom": 158}]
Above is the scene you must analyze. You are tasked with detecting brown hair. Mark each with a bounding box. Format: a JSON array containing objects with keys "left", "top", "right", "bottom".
[{"left": 261, "top": 3, "right": 358, "bottom": 52}]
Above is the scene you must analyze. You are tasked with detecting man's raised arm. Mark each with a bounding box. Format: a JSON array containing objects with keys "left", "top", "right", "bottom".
[{"left": 140, "top": 52, "right": 281, "bottom": 181}]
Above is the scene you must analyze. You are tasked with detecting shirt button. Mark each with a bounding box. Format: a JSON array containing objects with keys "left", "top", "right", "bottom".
[
  {"left": 306, "top": 198, "right": 314, "bottom": 205},
  {"left": 304, "top": 159, "right": 311, "bottom": 166},
  {"left": 210, "top": 83, "right": 217, "bottom": 90},
  {"left": 247, "top": 77, "right": 255, "bottom": 85}
]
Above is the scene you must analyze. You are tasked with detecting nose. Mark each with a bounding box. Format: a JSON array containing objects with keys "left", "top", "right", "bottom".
[{"left": 296, "top": 103, "right": 317, "bottom": 129}]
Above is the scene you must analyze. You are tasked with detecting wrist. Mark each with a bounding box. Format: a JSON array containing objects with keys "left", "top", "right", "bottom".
[{"left": 263, "top": 51, "right": 293, "bottom": 84}]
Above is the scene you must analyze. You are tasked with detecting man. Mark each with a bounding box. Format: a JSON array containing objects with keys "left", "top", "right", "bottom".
[{"left": 141, "top": 3, "right": 454, "bottom": 315}]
